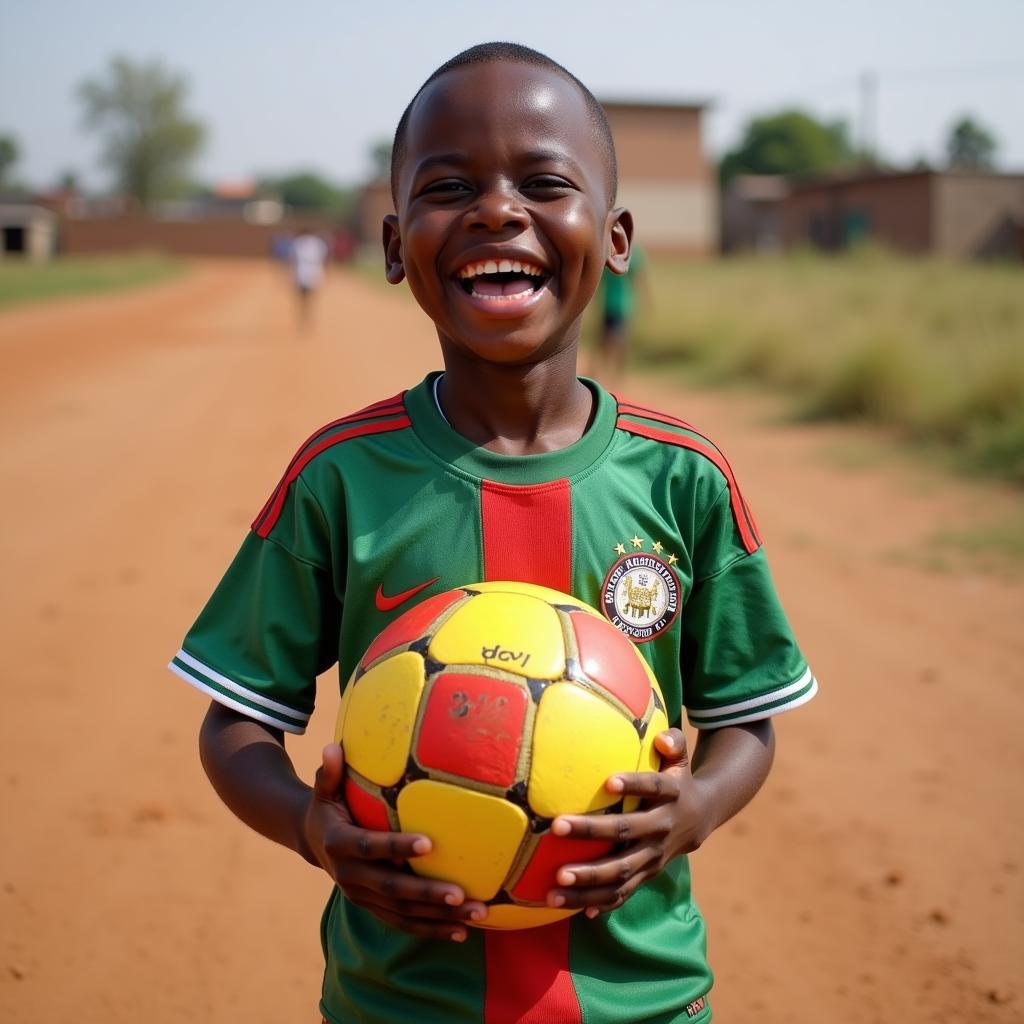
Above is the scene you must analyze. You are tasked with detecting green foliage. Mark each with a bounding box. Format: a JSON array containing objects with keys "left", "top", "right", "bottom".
[
  {"left": 368, "top": 139, "right": 393, "bottom": 181},
  {"left": 0, "top": 253, "right": 183, "bottom": 309},
  {"left": 0, "top": 134, "right": 19, "bottom": 187},
  {"left": 720, "top": 110, "right": 856, "bottom": 184},
  {"left": 77, "top": 56, "right": 205, "bottom": 207},
  {"left": 946, "top": 116, "right": 997, "bottom": 170},
  {"left": 259, "top": 171, "right": 355, "bottom": 218},
  {"left": 626, "top": 254, "right": 1024, "bottom": 484},
  {"left": 933, "top": 509, "right": 1024, "bottom": 577}
]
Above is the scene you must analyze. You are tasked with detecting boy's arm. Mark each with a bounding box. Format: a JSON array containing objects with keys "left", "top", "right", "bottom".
[
  {"left": 199, "top": 701, "right": 487, "bottom": 940},
  {"left": 545, "top": 721, "right": 774, "bottom": 914}
]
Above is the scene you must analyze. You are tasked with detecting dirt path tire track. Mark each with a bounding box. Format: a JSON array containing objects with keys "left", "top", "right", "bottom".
[{"left": 1, "top": 260, "right": 1020, "bottom": 1023}]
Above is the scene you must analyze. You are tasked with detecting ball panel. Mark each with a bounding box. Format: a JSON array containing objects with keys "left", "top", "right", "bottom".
[
  {"left": 429, "top": 593, "right": 565, "bottom": 680},
  {"left": 415, "top": 673, "right": 528, "bottom": 788},
  {"left": 529, "top": 683, "right": 642, "bottom": 818},
  {"left": 624, "top": 704, "right": 670, "bottom": 813},
  {"left": 397, "top": 779, "right": 528, "bottom": 901},
  {"left": 476, "top": 905, "right": 576, "bottom": 930},
  {"left": 571, "top": 612, "right": 653, "bottom": 718},
  {"left": 361, "top": 589, "right": 465, "bottom": 667},
  {"left": 342, "top": 651, "right": 424, "bottom": 787},
  {"left": 332, "top": 678, "right": 354, "bottom": 744},
  {"left": 344, "top": 774, "right": 392, "bottom": 832},
  {"left": 509, "top": 832, "right": 615, "bottom": 903},
  {"left": 468, "top": 581, "right": 601, "bottom": 617}
]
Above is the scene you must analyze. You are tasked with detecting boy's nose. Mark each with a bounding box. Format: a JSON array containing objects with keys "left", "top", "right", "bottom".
[{"left": 466, "top": 187, "right": 529, "bottom": 233}]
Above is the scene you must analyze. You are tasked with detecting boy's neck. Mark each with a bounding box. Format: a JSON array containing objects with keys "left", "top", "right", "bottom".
[{"left": 437, "top": 347, "right": 595, "bottom": 457}]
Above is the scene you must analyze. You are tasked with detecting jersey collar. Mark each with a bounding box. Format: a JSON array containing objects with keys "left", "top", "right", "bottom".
[{"left": 405, "top": 372, "right": 616, "bottom": 485}]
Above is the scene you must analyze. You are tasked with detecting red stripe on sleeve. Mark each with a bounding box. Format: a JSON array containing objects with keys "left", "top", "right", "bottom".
[
  {"left": 616, "top": 416, "right": 761, "bottom": 554},
  {"left": 479, "top": 476, "right": 582, "bottom": 1024},
  {"left": 251, "top": 393, "right": 406, "bottom": 530},
  {"left": 616, "top": 400, "right": 762, "bottom": 546},
  {"left": 253, "top": 415, "right": 410, "bottom": 539}
]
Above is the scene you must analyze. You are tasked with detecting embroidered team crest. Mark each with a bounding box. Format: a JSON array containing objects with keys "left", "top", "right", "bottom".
[{"left": 602, "top": 535, "right": 681, "bottom": 643}]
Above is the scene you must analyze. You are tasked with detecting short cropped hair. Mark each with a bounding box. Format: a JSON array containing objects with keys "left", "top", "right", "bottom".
[{"left": 390, "top": 42, "right": 618, "bottom": 207}]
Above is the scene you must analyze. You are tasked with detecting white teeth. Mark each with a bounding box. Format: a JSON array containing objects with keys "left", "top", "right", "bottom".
[
  {"left": 469, "top": 287, "right": 535, "bottom": 303},
  {"left": 457, "top": 259, "right": 546, "bottom": 279}
]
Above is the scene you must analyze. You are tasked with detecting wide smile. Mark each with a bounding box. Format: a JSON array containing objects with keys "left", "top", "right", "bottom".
[{"left": 450, "top": 257, "right": 553, "bottom": 317}]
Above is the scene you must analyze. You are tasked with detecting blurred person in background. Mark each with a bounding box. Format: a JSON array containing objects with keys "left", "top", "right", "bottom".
[
  {"left": 592, "top": 243, "right": 649, "bottom": 387},
  {"left": 289, "top": 227, "right": 329, "bottom": 332}
]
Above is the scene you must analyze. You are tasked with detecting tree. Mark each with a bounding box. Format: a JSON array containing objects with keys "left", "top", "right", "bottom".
[
  {"left": 57, "top": 169, "right": 81, "bottom": 191},
  {"left": 720, "top": 110, "right": 856, "bottom": 184},
  {"left": 0, "top": 134, "right": 19, "bottom": 188},
  {"left": 368, "top": 139, "right": 392, "bottom": 181},
  {"left": 78, "top": 56, "right": 205, "bottom": 206},
  {"left": 946, "top": 116, "right": 997, "bottom": 171},
  {"left": 259, "top": 171, "right": 354, "bottom": 218}
]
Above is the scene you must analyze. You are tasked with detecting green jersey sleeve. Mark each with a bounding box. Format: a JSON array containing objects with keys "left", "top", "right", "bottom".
[
  {"left": 169, "top": 476, "right": 342, "bottom": 734},
  {"left": 680, "top": 485, "right": 816, "bottom": 729}
]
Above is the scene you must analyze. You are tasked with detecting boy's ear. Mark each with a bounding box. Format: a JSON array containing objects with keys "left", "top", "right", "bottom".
[
  {"left": 604, "top": 207, "right": 634, "bottom": 275},
  {"left": 382, "top": 215, "right": 405, "bottom": 284}
]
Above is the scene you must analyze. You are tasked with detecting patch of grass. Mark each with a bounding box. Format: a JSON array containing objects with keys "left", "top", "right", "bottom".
[
  {"left": 620, "top": 252, "right": 1024, "bottom": 485},
  {"left": 931, "top": 511, "right": 1024, "bottom": 577},
  {"left": 0, "top": 252, "right": 184, "bottom": 309}
]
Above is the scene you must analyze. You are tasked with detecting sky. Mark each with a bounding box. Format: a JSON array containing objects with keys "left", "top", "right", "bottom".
[{"left": 2, "top": 0, "right": 1023, "bottom": 192}]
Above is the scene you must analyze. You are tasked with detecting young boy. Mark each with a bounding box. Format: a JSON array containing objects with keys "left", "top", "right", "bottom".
[{"left": 170, "top": 42, "right": 816, "bottom": 1023}]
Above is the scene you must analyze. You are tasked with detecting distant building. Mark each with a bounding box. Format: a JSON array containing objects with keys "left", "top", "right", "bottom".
[
  {"left": 0, "top": 203, "right": 58, "bottom": 261},
  {"left": 780, "top": 169, "right": 1024, "bottom": 259},
  {"left": 151, "top": 179, "right": 285, "bottom": 225},
  {"left": 602, "top": 99, "right": 717, "bottom": 256},
  {"left": 720, "top": 175, "right": 789, "bottom": 253},
  {"left": 45, "top": 178, "right": 331, "bottom": 259}
]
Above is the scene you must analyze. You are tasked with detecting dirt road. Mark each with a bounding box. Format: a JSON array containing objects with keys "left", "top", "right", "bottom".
[{"left": 2, "top": 261, "right": 1020, "bottom": 1022}]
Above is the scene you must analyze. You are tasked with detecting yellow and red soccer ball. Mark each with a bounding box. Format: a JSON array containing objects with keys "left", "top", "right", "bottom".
[{"left": 334, "top": 581, "right": 668, "bottom": 930}]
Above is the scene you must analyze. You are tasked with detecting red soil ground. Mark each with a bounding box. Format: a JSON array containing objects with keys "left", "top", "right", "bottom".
[{"left": 1, "top": 260, "right": 1020, "bottom": 1022}]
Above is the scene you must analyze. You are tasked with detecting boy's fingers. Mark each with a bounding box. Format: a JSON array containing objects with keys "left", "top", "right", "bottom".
[
  {"left": 329, "top": 824, "right": 432, "bottom": 862},
  {"left": 347, "top": 887, "right": 488, "bottom": 925},
  {"left": 548, "top": 871, "right": 647, "bottom": 912},
  {"left": 340, "top": 860, "right": 467, "bottom": 908},
  {"left": 361, "top": 904, "right": 470, "bottom": 943},
  {"left": 313, "top": 743, "right": 345, "bottom": 800},
  {"left": 653, "top": 728, "right": 689, "bottom": 767},
  {"left": 553, "top": 845, "right": 660, "bottom": 891},
  {"left": 605, "top": 771, "right": 682, "bottom": 800},
  {"left": 552, "top": 807, "right": 663, "bottom": 842}
]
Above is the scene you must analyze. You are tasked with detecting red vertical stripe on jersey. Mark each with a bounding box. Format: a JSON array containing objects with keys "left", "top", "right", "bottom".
[
  {"left": 480, "top": 476, "right": 582, "bottom": 1024},
  {"left": 480, "top": 480, "right": 573, "bottom": 591}
]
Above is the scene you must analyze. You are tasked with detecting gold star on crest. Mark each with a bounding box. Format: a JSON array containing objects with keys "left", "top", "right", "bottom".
[
  {"left": 614, "top": 542, "right": 626, "bottom": 556},
  {"left": 668, "top": 553, "right": 679, "bottom": 566},
  {"left": 652, "top": 541, "right": 664, "bottom": 554},
  {"left": 630, "top": 535, "right": 644, "bottom": 550}
]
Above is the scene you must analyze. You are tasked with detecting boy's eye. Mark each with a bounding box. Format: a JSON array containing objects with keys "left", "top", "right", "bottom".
[
  {"left": 421, "top": 179, "right": 471, "bottom": 196},
  {"left": 523, "top": 176, "right": 574, "bottom": 192}
]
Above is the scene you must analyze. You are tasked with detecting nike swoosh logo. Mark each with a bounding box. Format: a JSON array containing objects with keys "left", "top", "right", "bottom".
[{"left": 375, "top": 577, "right": 441, "bottom": 613}]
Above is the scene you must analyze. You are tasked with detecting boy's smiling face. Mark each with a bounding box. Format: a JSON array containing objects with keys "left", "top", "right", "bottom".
[{"left": 385, "top": 61, "right": 631, "bottom": 367}]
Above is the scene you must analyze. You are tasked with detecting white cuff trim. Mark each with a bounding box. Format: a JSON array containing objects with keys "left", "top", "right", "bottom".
[{"left": 169, "top": 649, "right": 310, "bottom": 734}]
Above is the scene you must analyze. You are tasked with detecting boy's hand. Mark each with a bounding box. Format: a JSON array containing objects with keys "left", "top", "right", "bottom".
[
  {"left": 545, "top": 729, "right": 711, "bottom": 916},
  {"left": 304, "top": 743, "right": 488, "bottom": 941}
]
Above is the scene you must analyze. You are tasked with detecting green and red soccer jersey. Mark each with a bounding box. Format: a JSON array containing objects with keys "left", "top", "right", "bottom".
[{"left": 170, "top": 373, "right": 815, "bottom": 1024}]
